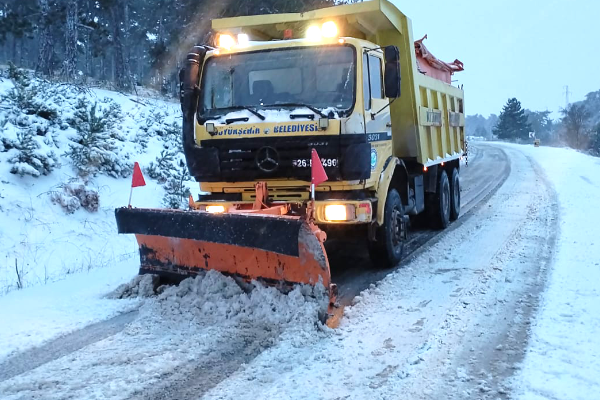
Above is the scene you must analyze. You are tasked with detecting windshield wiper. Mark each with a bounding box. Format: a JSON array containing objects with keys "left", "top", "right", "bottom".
[
  {"left": 264, "top": 102, "right": 326, "bottom": 118},
  {"left": 220, "top": 105, "right": 266, "bottom": 120},
  {"left": 225, "top": 117, "right": 249, "bottom": 125}
]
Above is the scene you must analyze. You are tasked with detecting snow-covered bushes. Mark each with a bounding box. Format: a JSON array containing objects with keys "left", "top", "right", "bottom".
[
  {"left": 50, "top": 180, "right": 100, "bottom": 214},
  {"left": 2, "top": 63, "right": 75, "bottom": 126},
  {"left": 1, "top": 65, "right": 134, "bottom": 181},
  {"left": 0, "top": 64, "right": 77, "bottom": 177},
  {"left": 135, "top": 109, "right": 180, "bottom": 151},
  {"left": 64, "top": 98, "right": 131, "bottom": 178},
  {"left": 8, "top": 129, "right": 59, "bottom": 177},
  {"left": 135, "top": 109, "right": 192, "bottom": 208},
  {"left": 146, "top": 149, "right": 177, "bottom": 183}
]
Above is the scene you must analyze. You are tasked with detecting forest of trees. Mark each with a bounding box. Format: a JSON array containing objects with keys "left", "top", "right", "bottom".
[
  {"left": 0, "top": 0, "right": 340, "bottom": 95},
  {"left": 467, "top": 89, "right": 600, "bottom": 155}
]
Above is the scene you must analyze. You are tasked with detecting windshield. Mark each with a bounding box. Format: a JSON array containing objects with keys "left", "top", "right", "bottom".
[{"left": 199, "top": 45, "right": 356, "bottom": 118}]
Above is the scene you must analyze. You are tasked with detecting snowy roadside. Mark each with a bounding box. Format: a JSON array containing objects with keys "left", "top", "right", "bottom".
[
  {"left": 0, "top": 73, "right": 198, "bottom": 294},
  {"left": 506, "top": 144, "right": 600, "bottom": 400},
  {"left": 0, "top": 260, "right": 139, "bottom": 363}
]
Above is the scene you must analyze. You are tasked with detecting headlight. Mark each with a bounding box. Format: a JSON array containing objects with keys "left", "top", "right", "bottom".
[
  {"left": 321, "top": 21, "right": 338, "bottom": 38},
  {"left": 306, "top": 25, "right": 322, "bottom": 41},
  {"left": 237, "top": 34, "right": 249, "bottom": 47},
  {"left": 324, "top": 204, "right": 348, "bottom": 221},
  {"left": 218, "top": 34, "right": 235, "bottom": 50},
  {"left": 206, "top": 205, "right": 226, "bottom": 214}
]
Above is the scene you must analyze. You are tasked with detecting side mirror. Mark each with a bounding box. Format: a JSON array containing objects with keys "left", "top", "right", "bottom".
[
  {"left": 384, "top": 45, "right": 401, "bottom": 98},
  {"left": 181, "top": 46, "right": 207, "bottom": 162},
  {"left": 180, "top": 46, "right": 206, "bottom": 113}
]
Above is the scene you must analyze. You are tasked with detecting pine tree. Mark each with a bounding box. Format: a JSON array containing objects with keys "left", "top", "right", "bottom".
[
  {"left": 9, "top": 129, "right": 59, "bottom": 177},
  {"left": 525, "top": 110, "right": 554, "bottom": 143},
  {"left": 162, "top": 160, "right": 192, "bottom": 209},
  {"left": 65, "top": 98, "right": 130, "bottom": 178},
  {"left": 493, "top": 98, "right": 532, "bottom": 141}
]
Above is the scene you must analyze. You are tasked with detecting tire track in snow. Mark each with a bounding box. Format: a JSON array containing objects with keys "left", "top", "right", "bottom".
[
  {"left": 0, "top": 309, "right": 138, "bottom": 382},
  {"left": 420, "top": 146, "right": 560, "bottom": 399},
  {"left": 130, "top": 328, "right": 277, "bottom": 400},
  {"left": 332, "top": 143, "right": 511, "bottom": 305}
]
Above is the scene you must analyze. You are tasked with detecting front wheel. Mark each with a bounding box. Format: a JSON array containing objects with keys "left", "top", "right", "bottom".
[{"left": 368, "top": 189, "right": 406, "bottom": 269}]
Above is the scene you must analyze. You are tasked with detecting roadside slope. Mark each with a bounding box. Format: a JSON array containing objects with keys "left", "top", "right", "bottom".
[{"left": 508, "top": 144, "right": 600, "bottom": 400}]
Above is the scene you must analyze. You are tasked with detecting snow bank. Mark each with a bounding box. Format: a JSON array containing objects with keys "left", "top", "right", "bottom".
[
  {"left": 507, "top": 144, "right": 600, "bottom": 399},
  {"left": 135, "top": 271, "right": 329, "bottom": 328}
]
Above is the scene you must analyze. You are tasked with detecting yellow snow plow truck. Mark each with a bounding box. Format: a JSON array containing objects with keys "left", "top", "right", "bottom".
[{"left": 115, "top": 0, "right": 465, "bottom": 317}]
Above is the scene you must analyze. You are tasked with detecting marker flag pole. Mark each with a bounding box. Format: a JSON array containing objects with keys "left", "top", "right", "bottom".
[
  {"left": 310, "top": 148, "right": 328, "bottom": 200},
  {"left": 129, "top": 162, "right": 146, "bottom": 207}
]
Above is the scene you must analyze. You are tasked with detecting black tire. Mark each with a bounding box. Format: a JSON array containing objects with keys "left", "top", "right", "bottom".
[
  {"left": 428, "top": 169, "right": 451, "bottom": 229},
  {"left": 368, "top": 189, "right": 405, "bottom": 269},
  {"left": 449, "top": 167, "right": 460, "bottom": 221}
]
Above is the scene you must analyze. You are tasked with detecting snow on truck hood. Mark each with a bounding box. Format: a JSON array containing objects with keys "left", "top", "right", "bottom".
[{"left": 204, "top": 107, "right": 340, "bottom": 125}]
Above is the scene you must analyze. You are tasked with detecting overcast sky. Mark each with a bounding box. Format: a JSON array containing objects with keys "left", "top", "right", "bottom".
[{"left": 391, "top": 0, "right": 600, "bottom": 118}]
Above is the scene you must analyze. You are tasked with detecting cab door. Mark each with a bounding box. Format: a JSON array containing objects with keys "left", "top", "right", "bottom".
[{"left": 362, "top": 52, "right": 393, "bottom": 179}]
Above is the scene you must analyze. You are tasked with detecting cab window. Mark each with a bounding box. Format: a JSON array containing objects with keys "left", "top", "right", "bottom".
[
  {"left": 368, "top": 55, "right": 383, "bottom": 99},
  {"left": 363, "top": 53, "right": 384, "bottom": 110}
]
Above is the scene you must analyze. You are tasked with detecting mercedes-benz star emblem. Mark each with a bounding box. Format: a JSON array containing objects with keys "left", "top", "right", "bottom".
[{"left": 255, "top": 146, "right": 279, "bottom": 172}]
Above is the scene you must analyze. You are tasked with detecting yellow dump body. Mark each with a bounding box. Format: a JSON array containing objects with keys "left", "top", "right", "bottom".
[{"left": 212, "top": 0, "right": 465, "bottom": 166}]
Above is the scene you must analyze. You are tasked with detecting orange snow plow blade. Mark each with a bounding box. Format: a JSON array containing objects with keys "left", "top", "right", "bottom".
[{"left": 114, "top": 207, "right": 335, "bottom": 300}]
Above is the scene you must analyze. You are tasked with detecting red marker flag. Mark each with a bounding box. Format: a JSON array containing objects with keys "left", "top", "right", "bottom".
[
  {"left": 311, "top": 148, "right": 328, "bottom": 186},
  {"left": 128, "top": 162, "right": 146, "bottom": 207},
  {"left": 131, "top": 162, "right": 146, "bottom": 188}
]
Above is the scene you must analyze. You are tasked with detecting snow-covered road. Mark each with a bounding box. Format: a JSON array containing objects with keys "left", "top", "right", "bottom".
[{"left": 0, "top": 143, "right": 598, "bottom": 400}]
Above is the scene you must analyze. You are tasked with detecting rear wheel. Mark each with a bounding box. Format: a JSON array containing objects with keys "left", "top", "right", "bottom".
[
  {"left": 450, "top": 167, "right": 460, "bottom": 221},
  {"left": 427, "top": 169, "right": 451, "bottom": 229},
  {"left": 368, "top": 189, "right": 406, "bottom": 269}
]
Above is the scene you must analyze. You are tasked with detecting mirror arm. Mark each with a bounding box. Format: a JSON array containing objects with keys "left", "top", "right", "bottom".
[
  {"left": 370, "top": 98, "right": 397, "bottom": 120},
  {"left": 363, "top": 46, "right": 384, "bottom": 54}
]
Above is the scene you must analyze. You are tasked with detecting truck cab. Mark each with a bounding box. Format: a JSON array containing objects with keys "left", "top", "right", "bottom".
[
  {"left": 187, "top": 35, "right": 397, "bottom": 221},
  {"left": 179, "top": 0, "right": 465, "bottom": 268}
]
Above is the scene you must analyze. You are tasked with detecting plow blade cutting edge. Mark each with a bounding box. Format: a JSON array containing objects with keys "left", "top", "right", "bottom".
[{"left": 115, "top": 207, "right": 336, "bottom": 309}]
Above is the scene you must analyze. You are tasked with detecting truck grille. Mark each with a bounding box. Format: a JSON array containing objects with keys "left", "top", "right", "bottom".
[{"left": 201, "top": 135, "right": 365, "bottom": 182}]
